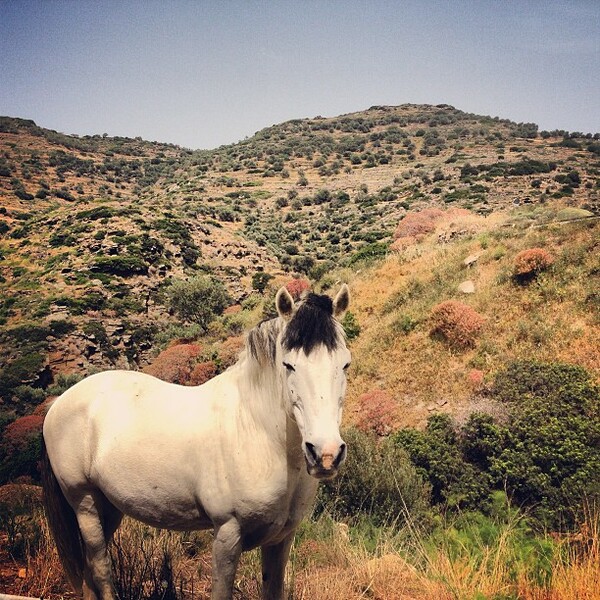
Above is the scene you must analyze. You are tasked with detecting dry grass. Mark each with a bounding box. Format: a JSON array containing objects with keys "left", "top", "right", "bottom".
[
  {"left": 342, "top": 211, "right": 599, "bottom": 428},
  {"left": 12, "top": 513, "right": 74, "bottom": 599},
  {"left": 9, "top": 508, "right": 600, "bottom": 600}
]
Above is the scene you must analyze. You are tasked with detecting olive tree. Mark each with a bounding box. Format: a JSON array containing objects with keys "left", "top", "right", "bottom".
[{"left": 168, "top": 276, "right": 230, "bottom": 333}]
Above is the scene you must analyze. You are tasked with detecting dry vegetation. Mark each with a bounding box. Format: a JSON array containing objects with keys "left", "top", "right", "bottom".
[
  {"left": 344, "top": 207, "right": 599, "bottom": 426},
  {"left": 1, "top": 106, "right": 599, "bottom": 598},
  {"left": 6, "top": 508, "right": 599, "bottom": 600}
]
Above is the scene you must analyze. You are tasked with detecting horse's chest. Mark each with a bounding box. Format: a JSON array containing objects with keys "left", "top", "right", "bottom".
[{"left": 236, "top": 470, "right": 318, "bottom": 550}]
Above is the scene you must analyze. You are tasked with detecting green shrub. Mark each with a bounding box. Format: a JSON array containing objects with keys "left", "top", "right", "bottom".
[
  {"left": 490, "top": 361, "right": 600, "bottom": 528},
  {"left": 316, "top": 427, "right": 431, "bottom": 525},
  {"left": 46, "top": 373, "right": 84, "bottom": 396},
  {"left": 394, "top": 414, "right": 492, "bottom": 509},
  {"left": 0, "top": 485, "right": 43, "bottom": 558},
  {"left": 341, "top": 311, "right": 361, "bottom": 340},
  {"left": 55, "top": 291, "right": 107, "bottom": 314},
  {"left": 348, "top": 242, "right": 389, "bottom": 265},
  {"left": 392, "top": 362, "right": 599, "bottom": 529},
  {"left": 168, "top": 276, "right": 231, "bottom": 333},
  {"left": 48, "top": 319, "right": 77, "bottom": 337},
  {"left": 391, "top": 314, "right": 418, "bottom": 335},
  {"left": 251, "top": 271, "right": 273, "bottom": 294},
  {"left": 0, "top": 352, "right": 46, "bottom": 401},
  {"left": 1, "top": 323, "right": 51, "bottom": 344},
  {"left": 83, "top": 321, "right": 120, "bottom": 362},
  {"left": 76, "top": 206, "right": 118, "bottom": 220},
  {"left": 92, "top": 256, "right": 148, "bottom": 276}
]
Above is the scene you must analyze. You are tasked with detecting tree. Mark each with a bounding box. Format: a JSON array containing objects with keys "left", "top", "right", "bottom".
[
  {"left": 251, "top": 272, "right": 273, "bottom": 294},
  {"left": 168, "top": 276, "right": 230, "bottom": 333}
]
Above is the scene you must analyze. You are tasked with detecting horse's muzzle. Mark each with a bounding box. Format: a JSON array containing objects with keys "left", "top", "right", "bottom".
[{"left": 303, "top": 441, "right": 347, "bottom": 479}]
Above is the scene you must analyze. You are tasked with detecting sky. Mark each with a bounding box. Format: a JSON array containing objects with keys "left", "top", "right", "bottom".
[{"left": 1, "top": 0, "right": 598, "bottom": 150}]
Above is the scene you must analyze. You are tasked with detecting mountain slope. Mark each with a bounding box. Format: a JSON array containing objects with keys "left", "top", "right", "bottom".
[{"left": 0, "top": 104, "right": 598, "bottom": 414}]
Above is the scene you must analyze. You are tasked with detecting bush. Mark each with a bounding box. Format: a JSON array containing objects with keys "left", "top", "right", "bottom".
[
  {"left": 316, "top": 427, "right": 431, "bottom": 525},
  {"left": 355, "top": 390, "right": 397, "bottom": 436},
  {"left": 348, "top": 242, "right": 389, "bottom": 265},
  {"left": 92, "top": 255, "right": 148, "bottom": 277},
  {"left": 83, "top": 321, "right": 120, "bottom": 362},
  {"left": 143, "top": 344, "right": 204, "bottom": 385},
  {"left": 341, "top": 311, "right": 360, "bottom": 340},
  {"left": 0, "top": 415, "right": 44, "bottom": 484},
  {"left": 0, "top": 483, "right": 43, "bottom": 558},
  {"left": 285, "top": 277, "right": 311, "bottom": 300},
  {"left": 394, "top": 414, "right": 491, "bottom": 509},
  {"left": 188, "top": 361, "right": 217, "bottom": 386},
  {"left": 491, "top": 361, "right": 600, "bottom": 528},
  {"left": 429, "top": 300, "right": 484, "bottom": 349},
  {"left": 512, "top": 248, "right": 554, "bottom": 283},
  {"left": 167, "top": 276, "right": 230, "bottom": 333},
  {"left": 393, "top": 208, "right": 444, "bottom": 241},
  {"left": 251, "top": 271, "right": 273, "bottom": 294},
  {"left": 391, "top": 361, "right": 600, "bottom": 530},
  {"left": 0, "top": 352, "right": 47, "bottom": 401}
]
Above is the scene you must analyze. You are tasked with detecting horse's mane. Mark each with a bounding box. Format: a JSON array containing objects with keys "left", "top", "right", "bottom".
[
  {"left": 247, "top": 318, "right": 283, "bottom": 367},
  {"left": 246, "top": 293, "right": 343, "bottom": 368}
]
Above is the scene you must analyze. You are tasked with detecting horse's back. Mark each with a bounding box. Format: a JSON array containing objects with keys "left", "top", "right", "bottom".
[{"left": 42, "top": 369, "right": 245, "bottom": 528}]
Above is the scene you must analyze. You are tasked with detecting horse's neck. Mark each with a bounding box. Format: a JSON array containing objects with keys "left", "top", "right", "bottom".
[{"left": 236, "top": 353, "right": 296, "bottom": 452}]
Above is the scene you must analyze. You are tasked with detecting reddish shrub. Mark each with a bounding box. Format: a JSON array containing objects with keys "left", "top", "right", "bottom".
[
  {"left": 393, "top": 208, "right": 444, "bottom": 240},
  {"left": 188, "top": 361, "right": 218, "bottom": 386},
  {"left": 0, "top": 483, "right": 42, "bottom": 509},
  {"left": 223, "top": 304, "right": 242, "bottom": 315},
  {"left": 1, "top": 416, "right": 44, "bottom": 484},
  {"left": 355, "top": 390, "right": 397, "bottom": 437},
  {"left": 216, "top": 335, "right": 245, "bottom": 369},
  {"left": 430, "top": 301, "right": 485, "bottom": 349},
  {"left": 143, "top": 343, "right": 203, "bottom": 385},
  {"left": 33, "top": 396, "right": 56, "bottom": 416},
  {"left": 285, "top": 278, "right": 311, "bottom": 300},
  {"left": 467, "top": 369, "right": 485, "bottom": 391},
  {"left": 513, "top": 248, "right": 554, "bottom": 281},
  {"left": 3, "top": 415, "right": 44, "bottom": 448}
]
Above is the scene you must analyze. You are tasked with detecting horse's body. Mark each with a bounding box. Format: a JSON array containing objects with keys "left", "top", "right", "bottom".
[{"left": 42, "top": 286, "right": 351, "bottom": 600}]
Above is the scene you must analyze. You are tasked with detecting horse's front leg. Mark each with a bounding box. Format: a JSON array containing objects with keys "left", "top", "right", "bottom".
[
  {"left": 260, "top": 532, "right": 295, "bottom": 600},
  {"left": 211, "top": 519, "right": 242, "bottom": 600}
]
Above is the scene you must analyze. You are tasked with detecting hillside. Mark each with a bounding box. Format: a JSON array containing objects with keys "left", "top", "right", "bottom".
[{"left": 0, "top": 104, "right": 599, "bottom": 420}]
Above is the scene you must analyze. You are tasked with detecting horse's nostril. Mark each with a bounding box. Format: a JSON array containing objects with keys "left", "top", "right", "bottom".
[
  {"left": 335, "top": 443, "right": 347, "bottom": 467},
  {"left": 304, "top": 442, "right": 319, "bottom": 464}
]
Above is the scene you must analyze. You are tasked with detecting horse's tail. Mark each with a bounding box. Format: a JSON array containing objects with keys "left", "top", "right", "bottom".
[{"left": 41, "top": 436, "right": 84, "bottom": 594}]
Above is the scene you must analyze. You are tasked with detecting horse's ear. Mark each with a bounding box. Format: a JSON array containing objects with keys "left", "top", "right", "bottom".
[
  {"left": 333, "top": 284, "right": 350, "bottom": 319},
  {"left": 275, "top": 287, "right": 295, "bottom": 321}
]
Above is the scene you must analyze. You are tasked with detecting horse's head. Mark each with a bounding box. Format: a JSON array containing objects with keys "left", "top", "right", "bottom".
[{"left": 276, "top": 285, "right": 351, "bottom": 480}]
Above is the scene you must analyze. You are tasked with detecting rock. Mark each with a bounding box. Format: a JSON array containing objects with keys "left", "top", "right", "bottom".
[
  {"left": 463, "top": 252, "right": 481, "bottom": 267},
  {"left": 458, "top": 280, "right": 476, "bottom": 294}
]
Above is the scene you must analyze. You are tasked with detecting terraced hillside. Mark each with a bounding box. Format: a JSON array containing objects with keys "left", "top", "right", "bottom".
[{"left": 0, "top": 104, "right": 598, "bottom": 412}]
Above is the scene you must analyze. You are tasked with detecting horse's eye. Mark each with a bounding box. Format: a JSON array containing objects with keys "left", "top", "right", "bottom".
[
  {"left": 283, "top": 362, "right": 295, "bottom": 372},
  {"left": 343, "top": 362, "right": 351, "bottom": 371}
]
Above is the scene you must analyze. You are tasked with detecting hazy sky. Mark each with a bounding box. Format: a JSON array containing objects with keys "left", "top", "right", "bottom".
[{"left": 1, "top": 1, "right": 598, "bottom": 149}]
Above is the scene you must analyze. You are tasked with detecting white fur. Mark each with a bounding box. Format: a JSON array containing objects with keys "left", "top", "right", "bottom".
[{"left": 43, "top": 286, "right": 351, "bottom": 600}]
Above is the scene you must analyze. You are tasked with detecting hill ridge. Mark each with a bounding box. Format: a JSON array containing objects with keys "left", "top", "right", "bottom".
[{"left": 0, "top": 102, "right": 598, "bottom": 412}]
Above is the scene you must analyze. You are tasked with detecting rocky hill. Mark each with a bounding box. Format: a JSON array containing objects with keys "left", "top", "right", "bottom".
[{"left": 0, "top": 104, "right": 598, "bottom": 418}]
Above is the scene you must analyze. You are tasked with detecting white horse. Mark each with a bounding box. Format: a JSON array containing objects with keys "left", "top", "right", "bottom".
[{"left": 42, "top": 285, "right": 351, "bottom": 600}]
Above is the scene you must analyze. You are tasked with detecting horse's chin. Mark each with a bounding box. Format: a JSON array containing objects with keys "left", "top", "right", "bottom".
[{"left": 306, "top": 464, "right": 339, "bottom": 481}]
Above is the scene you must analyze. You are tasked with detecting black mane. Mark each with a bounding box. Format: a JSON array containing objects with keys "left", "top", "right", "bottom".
[{"left": 282, "top": 293, "right": 340, "bottom": 354}]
